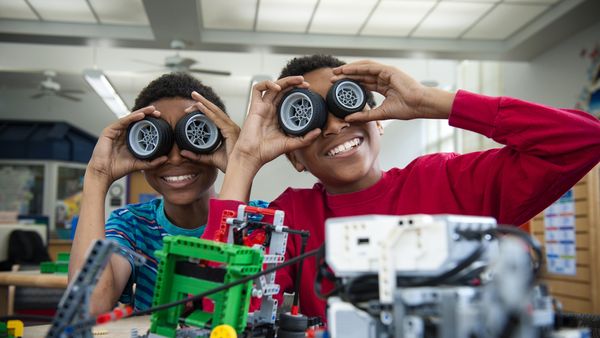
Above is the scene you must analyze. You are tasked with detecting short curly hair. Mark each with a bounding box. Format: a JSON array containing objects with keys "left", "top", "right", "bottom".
[
  {"left": 279, "top": 54, "right": 376, "bottom": 108},
  {"left": 133, "top": 72, "right": 226, "bottom": 112}
]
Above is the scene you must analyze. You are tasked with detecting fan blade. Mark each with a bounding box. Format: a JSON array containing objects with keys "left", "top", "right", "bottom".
[
  {"left": 57, "top": 92, "right": 81, "bottom": 102},
  {"left": 61, "top": 89, "right": 86, "bottom": 94},
  {"left": 179, "top": 58, "right": 196, "bottom": 68},
  {"left": 189, "top": 68, "right": 231, "bottom": 76},
  {"left": 132, "top": 59, "right": 163, "bottom": 67},
  {"left": 31, "top": 92, "right": 45, "bottom": 99}
]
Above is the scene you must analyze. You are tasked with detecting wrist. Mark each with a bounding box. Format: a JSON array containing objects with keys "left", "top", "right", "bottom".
[
  {"left": 83, "top": 170, "right": 112, "bottom": 194},
  {"left": 414, "top": 87, "right": 454, "bottom": 119},
  {"left": 219, "top": 158, "right": 258, "bottom": 202},
  {"left": 229, "top": 147, "right": 263, "bottom": 174}
]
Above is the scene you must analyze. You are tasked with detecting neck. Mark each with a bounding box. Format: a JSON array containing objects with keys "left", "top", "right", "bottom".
[{"left": 163, "top": 188, "right": 214, "bottom": 229}]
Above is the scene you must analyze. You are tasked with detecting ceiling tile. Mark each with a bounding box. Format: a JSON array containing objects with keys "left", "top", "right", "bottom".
[
  {"left": 0, "top": 0, "right": 38, "bottom": 20},
  {"left": 412, "top": 2, "right": 494, "bottom": 38},
  {"left": 89, "top": 0, "right": 149, "bottom": 26},
  {"left": 256, "top": 0, "right": 317, "bottom": 33},
  {"left": 463, "top": 4, "right": 548, "bottom": 40},
  {"left": 309, "top": 0, "right": 377, "bottom": 35},
  {"left": 441, "top": 0, "right": 499, "bottom": 2},
  {"left": 28, "top": 0, "right": 97, "bottom": 23},
  {"left": 361, "top": 1, "right": 436, "bottom": 37},
  {"left": 201, "top": 0, "right": 257, "bottom": 31},
  {"left": 505, "top": 0, "right": 559, "bottom": 4}
]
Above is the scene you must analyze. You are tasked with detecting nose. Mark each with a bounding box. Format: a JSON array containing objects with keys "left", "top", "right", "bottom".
[
  {"left": 166, "top": 142, "right": 185, "bottom": 165},
  {"left": 322, "top": 112, "right": 349, "bottom": 137}
]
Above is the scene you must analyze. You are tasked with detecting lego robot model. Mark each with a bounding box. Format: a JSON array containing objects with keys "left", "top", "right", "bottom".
[
  {"left": 324, "top": 214, "right": 588, "bottom": 338},
  {"left": 45, "top": 240, "right": 146, "bottom": 338},
  {"left": 148, "top": 204, "right": 297, "bottom": 337}
]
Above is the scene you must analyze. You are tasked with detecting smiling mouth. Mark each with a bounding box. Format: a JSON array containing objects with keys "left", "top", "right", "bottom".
[
  {"left": 161, "top": 174, "right": 197, "bottom": 183},
  {"left": 326, "top": 137, "right": 363, "bottom": 157}
]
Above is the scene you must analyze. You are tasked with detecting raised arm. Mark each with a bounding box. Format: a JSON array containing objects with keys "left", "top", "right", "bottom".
[
  {"left": 444, "top": 90, "right": 600, "bottom": 225},
  {"left": 70, "top": 107, "right": 167, "bottom": 314},
  {"left": 334, "top": 60, "right": 600, "bottom": 225}
]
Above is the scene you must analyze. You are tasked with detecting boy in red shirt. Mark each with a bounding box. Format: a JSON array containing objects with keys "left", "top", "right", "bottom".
[{"left": 203, "top": 55, "right": 600, "bottom": 321}]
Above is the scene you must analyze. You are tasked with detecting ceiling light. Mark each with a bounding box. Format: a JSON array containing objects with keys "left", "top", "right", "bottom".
[{"left": 83, "top": 69, "right": 129, "bottom": 118}]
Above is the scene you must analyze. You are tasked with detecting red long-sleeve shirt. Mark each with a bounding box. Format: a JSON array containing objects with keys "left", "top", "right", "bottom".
[{"left": 203, "top": 90, "right": 600, "bottom": 320}]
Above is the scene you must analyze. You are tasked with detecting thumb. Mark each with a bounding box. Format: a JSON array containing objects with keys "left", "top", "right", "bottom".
[
  {"left": 284, "top": 129, "right": 321, "bottom": 151},
  {"left": 180, "top": 150, "right": 214, "bottom": 166},
  {"left": 137, "top": 156, "right": 168, "bottom": 170}
]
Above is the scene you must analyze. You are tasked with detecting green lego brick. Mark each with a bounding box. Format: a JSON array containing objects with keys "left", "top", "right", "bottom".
[
  {"left": 40, "top": 261, "right": 56, "bottom": 273},
  {"left": 39, "top": 261, "right": 69, "bottom": 274},
  {"left": 56, "top": 252, "right": 70, "bottom": 262},
  {"left": 150, "top": 235, "right": 263, "bottom": 337}
]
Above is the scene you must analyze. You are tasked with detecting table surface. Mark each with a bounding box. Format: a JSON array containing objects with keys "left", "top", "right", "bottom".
[
  {"left": 0, "top": 270, "right": 68, "bottom": 288},
  {"left": 25, "top": 315, "right": 152, "bottom": 338}
]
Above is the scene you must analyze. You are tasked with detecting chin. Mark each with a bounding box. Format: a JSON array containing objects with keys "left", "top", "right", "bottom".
[{"left": 162, "top": 194, "right": 201, "bottom": 206}]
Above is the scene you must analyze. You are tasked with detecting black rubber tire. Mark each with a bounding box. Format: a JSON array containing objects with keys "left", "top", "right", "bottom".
[
  {"left": 278, "top": 88, "right": 327, "bottom": 136},
  {"left": 126, "top": 117, "right": 173, "bottom": 160},
  {"left": 278, "top": 312, "right": 308, "bottom": 332},
  {"left": 174, "top": 111, "right": 222, "bottom": 154},
  {"left": 276, "top": 329, "right": 306, "bottom": 338},
  {"left": 326, "top": 79, "right": 367, "bottom": 119}
]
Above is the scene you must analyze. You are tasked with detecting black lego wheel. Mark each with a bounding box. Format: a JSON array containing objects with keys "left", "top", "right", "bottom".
[
  {"left": 278, "top": 88, "right": 327, "bottom": 136},
  {"left": 276, "top": 329, "right": 306, "bottom": 338},
  {"left": 278, "top": 312, "right": 308, "bottom": 332},
  {"left": 326, "top": 79, "right": 367, "bottom": 119},
  {"left": 126, "top": 117, "right": 173, "bottom": 160},
  {"left": 174, "top": 111, "right": 222, "bottom": 154}
]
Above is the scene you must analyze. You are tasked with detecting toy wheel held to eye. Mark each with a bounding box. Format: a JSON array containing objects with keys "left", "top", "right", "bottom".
[
  {"left": 278, "top": 88, "right": 327, "bottom": 136},
  {"left": 175, "top": 111, "right": 222, "bottom": 154},
  {"left": 326, "top": 79, "right": 367, "bottom": 118},
  {"left": 127, "top": 117, "right": 173, "bottom": 160}
]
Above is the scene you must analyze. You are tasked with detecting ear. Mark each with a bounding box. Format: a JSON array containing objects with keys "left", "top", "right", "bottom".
[
  {"left": 376, "top": 121, "right": 384, "bottom": 135},
  {"left": 286, "top": 151, "right": 306, "bottom": 173}
]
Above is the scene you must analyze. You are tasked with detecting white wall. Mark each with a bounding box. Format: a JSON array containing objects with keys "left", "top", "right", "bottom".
[{"left": 502, "top": 21, "right": 600, "bottom": 107}]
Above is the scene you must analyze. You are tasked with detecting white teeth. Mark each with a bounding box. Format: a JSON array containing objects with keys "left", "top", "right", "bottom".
[
  {"left": 327, "top": 138, "right": 362, "bottom": 157},
  {"left": 163, "top": 174, "right": 196, "bottom": 183}
]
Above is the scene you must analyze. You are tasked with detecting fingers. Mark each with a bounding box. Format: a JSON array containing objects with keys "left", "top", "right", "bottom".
[
  {"left": 187, "top": 91, "right": 240, "bottom": 139},
  {"left": 283, "top": 129, "right": 321, "bottom": 152},
  {"left": 330, "top": 74, "right": 378, "bottom": 84},
  {"left": 263, "top": 76, "right": 306, "bottom": 103},
  {"left": 115, "top": 106, "right": 158, "bottom": 129},
  {"left": 332, "top": 60, "right": 382, "bottom": 76},
  {"left": 187, "top": 91, "right": 227, "bottom": 122},
  {"left": 135, "top": 156, "right": 168, "bottom": 170},
  {"left": 180, "top": 150, "right": 211, "bottom": 164},
  {"left": 344, "top": 107, "right": 387, "bottom": 123}
]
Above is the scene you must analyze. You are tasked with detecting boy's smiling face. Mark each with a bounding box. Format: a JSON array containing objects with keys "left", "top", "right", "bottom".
[
  {"left": 143, "top": 97, "right": 218, "bottom": 205},
  {"left": 287, "top": 68, "right": 383, "bottom": 194}
]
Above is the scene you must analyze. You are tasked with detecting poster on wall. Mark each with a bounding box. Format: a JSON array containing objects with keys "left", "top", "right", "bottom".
[
  {"left": 544, "top": 189, "right": 576, "bottom": 275},
  {"left": 0, "top": 165, "right": 35, "bottom": 214},
  {"left": 577, "top": 45, "right": 600, "bottom": 119}
]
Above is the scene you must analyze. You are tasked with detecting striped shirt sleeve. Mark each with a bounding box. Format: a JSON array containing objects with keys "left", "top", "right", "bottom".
[{"left": 105, "top": 208, "right": 136, "bottom": 305}]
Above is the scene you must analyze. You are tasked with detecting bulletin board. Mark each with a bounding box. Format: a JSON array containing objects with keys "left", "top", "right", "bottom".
[
  {"left": 531, "top": 165, "right": 600, "bottom": 313},
  {"left": 127, "top": 171, "right": 160, "bottom": 204}
]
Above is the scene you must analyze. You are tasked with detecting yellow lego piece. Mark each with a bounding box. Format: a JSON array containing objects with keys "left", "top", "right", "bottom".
[
  {"left": 7, "top": 320, "right": 24, "bottom": 338},
  {"left": 210, "top": 324, "right": 237, "bottom": 338}
]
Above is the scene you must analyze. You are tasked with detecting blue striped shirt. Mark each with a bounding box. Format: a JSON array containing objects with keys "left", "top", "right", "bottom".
[
  {"left": 105, "top": 198, "right": 206, "bottom": 310},
  {"left": 105, "top": 198, "right": 268, "bottom": 310}
]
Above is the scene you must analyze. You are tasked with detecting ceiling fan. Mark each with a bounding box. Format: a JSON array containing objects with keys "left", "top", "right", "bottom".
[
  {"left": 135, "top": 40, "right": 231, "bottom": 76},
  {"left": 31, "top": 70, "right": 85, "bottom": 102}
]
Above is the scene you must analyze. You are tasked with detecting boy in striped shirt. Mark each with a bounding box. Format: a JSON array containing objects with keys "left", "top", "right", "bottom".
[{"left": 70, "top": 72, "right": 241, "bottom": 314}]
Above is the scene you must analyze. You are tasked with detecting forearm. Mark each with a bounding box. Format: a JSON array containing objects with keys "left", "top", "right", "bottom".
[
  {"left": 415, "top": 87, "right": 455, "bottom": 120},
  {"left": 69, "top": 172, "right": 119, "bottom": 313},
  {"left": 219, "top": 153, "right": 261, "bottom": 203}
]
